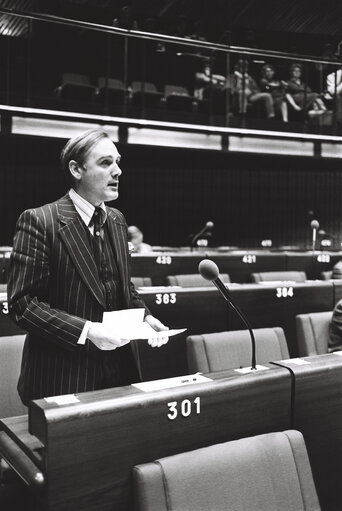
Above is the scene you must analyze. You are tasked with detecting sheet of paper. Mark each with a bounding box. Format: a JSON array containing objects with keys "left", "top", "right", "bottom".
[
  {"left": 132, "top": 373, "right": 212, "bottom": 392},
  {"left": 102, "top": 308, "right": 186, "bottom": 340},
  {"left": 280, "top": 358, "right": 310, "bottom": 365},
  {"left": 234, "top": 364, "right": 270, "bottom": 374},
  {"left": 45, "top": 394, "right": 80, "bottom": 405}
]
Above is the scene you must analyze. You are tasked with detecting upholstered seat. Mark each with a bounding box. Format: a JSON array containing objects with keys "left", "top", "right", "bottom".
[
  {"left": 0, "top": 335, "right": 27, "bottom": 418},
  {"left": 186, "top": 327, "right": 289, "bottom": 372},
  {"left": 251, "top": 271, "right": 307, "bottom": 283},
  {"left": 296, "top": 311, "right": 332, "bottom": 356},
  {"left": 133, "top": 430, "right": 321, "bottom": 511},
  {"left": 167, "top": 273, "right": 230, "bottom": 287},
  {"left": 131, "top": 276, "right": 152, "bottom": 287}
]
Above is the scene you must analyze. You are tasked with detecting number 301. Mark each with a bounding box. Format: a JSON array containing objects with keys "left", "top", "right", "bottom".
[{"left": 167, "top": 397, "right": 201, "bottom": 420}]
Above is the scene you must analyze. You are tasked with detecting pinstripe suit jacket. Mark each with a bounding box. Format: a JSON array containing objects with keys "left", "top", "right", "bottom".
[{"left": 8, "top": 193, "right": 148, "bottom": 405}]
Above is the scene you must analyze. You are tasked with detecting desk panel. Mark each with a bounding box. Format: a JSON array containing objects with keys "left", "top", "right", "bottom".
[
  {"left": 228, "top": 282, "right": 334, "bottom": 357},
  {"left": 285, "top": 251, "right": 342, "bottom": 279},
  {"left": 275, "top": 354, "right": 342, "bottom": 511},
  {"left": 207, "top": 251, "right": 287, "bottom": 283},
  {"left": 1, "top": 366, "right": 291, "bottom": 511},
  {"left": 131, "top": 253, "right": 204, "bottom": 286},
  {"left": 332, "top": 280, "right": 342, "bottom": 304},
  {"left": 138, "top": 287, "right": 229, "bottom": 379},
  {"left": 0, "top": 292, "right": 25, "bottom": 335}
]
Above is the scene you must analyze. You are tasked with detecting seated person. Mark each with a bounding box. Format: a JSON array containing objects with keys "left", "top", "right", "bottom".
[
  {"left": 259, "top": 64, "right": 289, "bottom": 121},
  {"left": 329, "top": 298, "right": 342, "bottom": 351},
  {"left": 230, "top": 59, "right": 275, "bottom": 118},
  {"left": 127, "top": 225, "right": 152, "bottom": 253},
  {"left": 332, "top": 259, "right": 342, "bottom": 279},
  {"left": 287, "top": 63, "right": 327, "bottom": 116},
  {"left": 194, "top": 59, "right": 226, "bottom": 101},
  {"left": 325, "top": 65, "right": 342, "bottom": 122}
]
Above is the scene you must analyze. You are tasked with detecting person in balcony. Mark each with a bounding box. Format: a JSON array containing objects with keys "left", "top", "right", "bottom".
[
  {"left": 194, "top": 59, "right": 226, "bottom": 101},
  {"left": 259, "top": 64, "right": 289, "bottom": 122},
  {"left": 325, "top": 65, "right": 342, "bottom": 122},
  {"left": 286, "top": 63, "right": 327, "bottom": 117},
  {"left": 230, "top": 59, "right": 275, "bottom": 118}
]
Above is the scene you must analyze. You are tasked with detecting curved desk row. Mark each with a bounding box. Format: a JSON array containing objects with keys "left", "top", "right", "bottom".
[
  {"left": 130, "top": 250, "right": 342, "bottom": 285},
  {"left": 1, "top": 280, "right": 342, "bottom": 382},
  {"left": 1, "top": 354, "right": 342, "bottom": 510},
  {"left": 1, "top": 249, "right": 342, "bottom": 284}
]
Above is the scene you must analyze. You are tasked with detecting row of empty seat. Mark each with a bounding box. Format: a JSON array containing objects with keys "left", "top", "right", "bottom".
[
  {"left": 56, "top": 74, "right": 198, "bottom": 111},
  {"left": 132, "top": 270, "right": 308, "bottom": 288}
]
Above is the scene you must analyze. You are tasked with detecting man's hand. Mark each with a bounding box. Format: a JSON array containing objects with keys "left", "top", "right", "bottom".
[
  {"left": 87, "top": 322, "right": 130, "bottom": 350},
  {"left": 145, "top": 314, "right": 169, "bottom": 348}
]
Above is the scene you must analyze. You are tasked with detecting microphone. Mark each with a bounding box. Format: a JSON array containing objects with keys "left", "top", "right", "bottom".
[
  {"left": 310, "top": 219, "right": 319, "bottom": 253},
  {"left": 199, "top": 259, "right": 256, "bottom": 370},
  {"left": 190, "top": 221, "right": 214, "bottom": 251}
]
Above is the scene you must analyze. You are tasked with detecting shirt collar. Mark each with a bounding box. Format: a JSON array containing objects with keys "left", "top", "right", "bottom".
[{"left": 69, "top": 188, "right": 107, "bottom": 227}]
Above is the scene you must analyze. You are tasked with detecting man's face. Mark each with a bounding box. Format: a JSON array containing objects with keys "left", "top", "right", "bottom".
[{"left": 77, "top": 138, "right": 122, "bottom": 205}]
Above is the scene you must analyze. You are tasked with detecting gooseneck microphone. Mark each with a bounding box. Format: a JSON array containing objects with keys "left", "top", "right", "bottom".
[
  {"left": 190, "top": 221, "right": 214, "bottom": 251},
  {"left": 199, "top": 259, "right": 256, "bottom": 370},
  {"left": 310, "top": 219, "right": 319, "bottom": 253}
]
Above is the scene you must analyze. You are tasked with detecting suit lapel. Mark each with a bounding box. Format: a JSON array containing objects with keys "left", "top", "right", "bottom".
[
  {"left": 106, "top": 208, "right": 130, "bottom": 307},
  {"left": 57, "top": 195, "right": 106, "bottom": 309}
]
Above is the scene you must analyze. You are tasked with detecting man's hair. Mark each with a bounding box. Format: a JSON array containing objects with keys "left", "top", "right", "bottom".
[{"left": 60, "top": 128, "right": 112, "bottom": 187}]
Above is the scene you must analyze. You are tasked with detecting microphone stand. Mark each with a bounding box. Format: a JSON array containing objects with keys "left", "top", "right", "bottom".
[{"left": 212, "top": 278, "right": 257, "bottom": 370}]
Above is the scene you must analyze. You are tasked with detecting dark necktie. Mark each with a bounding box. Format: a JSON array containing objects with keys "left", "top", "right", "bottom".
[{"left": 91, "top": 206, "right": 104, "bottom": 269}]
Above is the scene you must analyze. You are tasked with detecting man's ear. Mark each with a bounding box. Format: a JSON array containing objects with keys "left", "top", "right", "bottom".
[{"left": 69, "top": 160, "right": 82, "bottom": 181}]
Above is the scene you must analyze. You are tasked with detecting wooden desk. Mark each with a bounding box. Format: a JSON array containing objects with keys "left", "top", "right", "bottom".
[
  {"left": 0, "top": 366, "right": 291, "bottom": 510},
  {"left": 131, "top": 250, "right": 342, "bottom": 285},
  {"left": 228, "top": 281, "right": 334, "bottom": 357},
  {"left": 274, "top": 354, "right": 342, "bottom": 511}
]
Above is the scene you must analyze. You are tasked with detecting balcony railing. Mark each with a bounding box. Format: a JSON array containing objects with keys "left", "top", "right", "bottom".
[{"left": 1, "top": 6, "right": 342, "bottom": 135}]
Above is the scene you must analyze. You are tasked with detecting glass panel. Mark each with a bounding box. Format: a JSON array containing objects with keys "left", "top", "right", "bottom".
[{"left": 0, "top": 9, "right": 341, "bottom": 135}]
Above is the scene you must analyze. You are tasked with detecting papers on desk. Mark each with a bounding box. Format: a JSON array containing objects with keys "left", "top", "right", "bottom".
[
  {"left": 102, "top": 308, "right": 186, "bottom": 340},
  {"left": 132, "top": 373, "right": 212, "bottom": 392}
]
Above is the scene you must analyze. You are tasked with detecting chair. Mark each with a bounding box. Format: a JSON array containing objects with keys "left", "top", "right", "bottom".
[
  {"left": 320, "top": 271, "right": 333, "bottom": 280},
  {"left": 0, "top": 335, "right": 27, "bottom": 418},
  {"left": 96, "top": 77, "right": 126, "bottom": 106},
  {"left": 131, "top": 277, "right": 152, "bottom": 288},
  {"left": 186, "top": 327, "right": 289, "bottom": 373},
  {"left": 55, "top": 73, "right": 96, "bottom": 102},
  {"left": 296, "top": 311, "right": 332, "bottom": 356},
  {"left": 251, "top": 271, "right": 307, "bottom": 283},
  {"left": 133, "top": 429, "right": 320, "bottom": 511},
  {"left": 164, "top": 85, "right": 198, "bottom": 111},
  {"left": 166, "top": 273, "right": 230, "bottom": 287},
  {"left": 131, "top": 81, "right": 163, "bottom": 109}
]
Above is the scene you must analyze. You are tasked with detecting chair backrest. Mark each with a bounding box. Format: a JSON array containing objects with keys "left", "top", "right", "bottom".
[
  {"left": 296, "top": 311, "right": 332, "bottom": 356},
  {"left": 131, "top": 81, "right": 158, "bottom": 93},
  {"left": 133, "top": 429, "right": 321, "bottom": 511},
  {"left": 167, "top": 273, "right": 230, "bottom": 287},
  {"left": 320, "top": 271, "right": 333, "bottom": 280},
  {"left": 62, "top": 73, "right": 91, "bottom": 86},
  {"left": 131, "top": 276, "right": 152, "bottom": 288},
  {"left": 186, "top": 327, "right": 289, "bottom": 373},
  {"left": 164, "top": 84, "right": 190, "bottom": 97},
  {"left": 0, "top": 335, "right": 27, "bottom": 418},
  {"left": 252, "top": 271, "right": 307, "bottom": 283},
  {"left": 98, "top": 77, "right": 124, "bottom": 90}
]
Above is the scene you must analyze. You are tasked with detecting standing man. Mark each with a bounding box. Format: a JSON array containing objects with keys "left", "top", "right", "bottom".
[{"left": 8, "top": 129, "right": 168, "bottom": 405}]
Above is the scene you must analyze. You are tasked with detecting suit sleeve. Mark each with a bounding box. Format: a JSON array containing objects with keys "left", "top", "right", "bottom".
[
  {"left": 329, "top": 299, "right": 342, "bottom": 350},
  {"left": 7, "top": 209, "right": 86, "bottom": 351}
]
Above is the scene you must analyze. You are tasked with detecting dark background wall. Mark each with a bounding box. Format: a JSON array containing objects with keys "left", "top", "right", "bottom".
[{"left": 1, "top": 133, "right": 342, "bottom": 249}]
